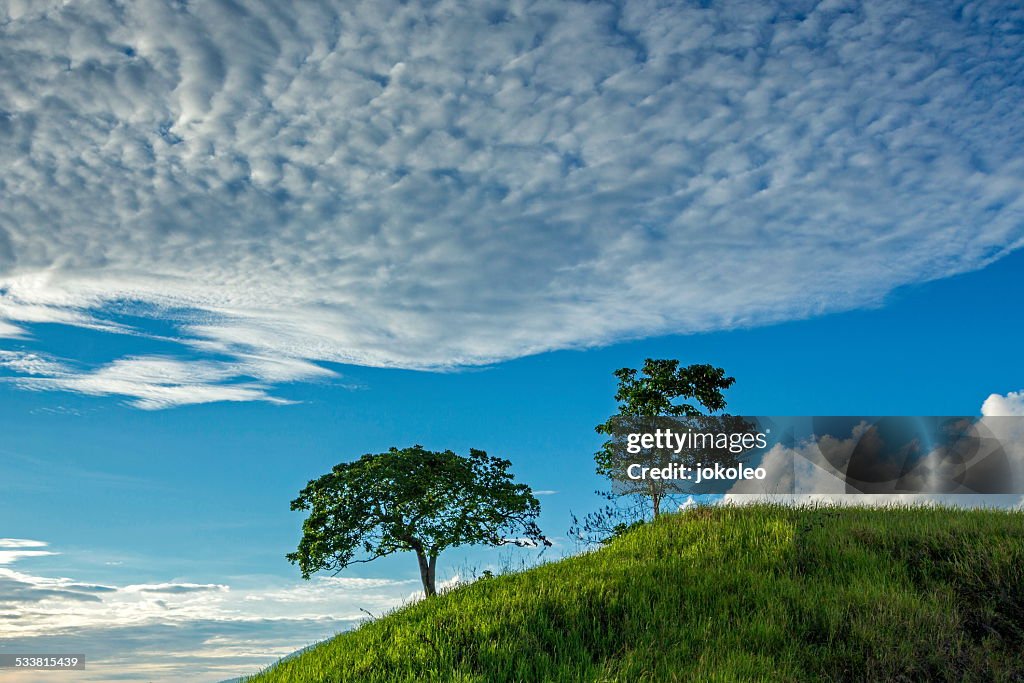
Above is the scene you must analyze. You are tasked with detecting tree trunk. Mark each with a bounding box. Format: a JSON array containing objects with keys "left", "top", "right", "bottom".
[
  {"left": 415, "top": 549, "right": 436, "bottom": 597},
  {"left": 428, "top": 552, "right": 438, "bottom": 594},
  {"left": 650, "top": 480, "right": 662, "bottom": 518}
]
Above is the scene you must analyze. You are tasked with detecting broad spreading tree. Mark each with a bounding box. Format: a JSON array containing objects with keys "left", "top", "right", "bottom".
[{"left": 288, "top": 445, "right": 548, "bottom": 597}]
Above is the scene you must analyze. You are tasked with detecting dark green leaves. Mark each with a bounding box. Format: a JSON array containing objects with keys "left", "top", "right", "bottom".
[
  {"left": 288, "top": 445, "right": 548, "bottom": 587},
  {"left": 590, "top": 358, "right": 736, "bottom": 523},
  {"left": 605, "top": 358, "right": 735, "bottom": 423}
]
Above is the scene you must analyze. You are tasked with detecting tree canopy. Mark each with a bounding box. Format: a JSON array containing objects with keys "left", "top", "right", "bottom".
[
  {"left": 592, "top": 358, "right": 737, "bottom": 520},
  {"left": 602, "top": 359, "right": 734, "bottom": 419},
  {"left": 288, "top": 445, "right": 548, "bottom": 597}
]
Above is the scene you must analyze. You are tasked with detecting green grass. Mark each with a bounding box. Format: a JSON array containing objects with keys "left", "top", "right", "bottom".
[{"left": 246, "top": 504, "right": 1024, "bottom": 682}]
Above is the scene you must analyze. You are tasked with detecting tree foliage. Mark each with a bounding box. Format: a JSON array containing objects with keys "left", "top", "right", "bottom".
[
  {"left": 288, "top": 445, "right": 548, "bottom": 597},
  {"left": 600, "top": 358, "right": 734, "bottom": 421},
  {"left": 590, "top": 358, "right": 736, "bottom": 523}
]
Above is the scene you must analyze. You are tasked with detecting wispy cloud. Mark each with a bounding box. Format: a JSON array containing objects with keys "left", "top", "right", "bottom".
[
  {"left": 0, "top": 540, "right": 49, "bottom": 549},
  {"left": 0, "top": 320, "right": 25, "bottom": 339},
  {"left": 0, "top": 350, "right": 66, "bottom": 376},
  {"left": 0, "top": 0, "right": 1021, "bottom": 407},
  {"left": 129, "top": 583, "right": 229, "bottom": 595},
  {"left": 0, "top": 539, "right": 57, "bottom": 567},
  {"left": 2, "top": 351, "right": 332, "bottom": 409}
]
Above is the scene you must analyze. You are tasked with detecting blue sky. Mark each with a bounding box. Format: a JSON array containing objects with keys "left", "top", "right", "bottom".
[
  {"left": 1, "top": 0, "right": 1023, "bottom": 681},
  {"left": 2, "top": 250, "right": 1023, "bottom": 682}
]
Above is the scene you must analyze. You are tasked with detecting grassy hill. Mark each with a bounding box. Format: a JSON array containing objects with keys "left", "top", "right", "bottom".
[{"left": 245, "top": 504, "right": 1023, "bottom": 682}]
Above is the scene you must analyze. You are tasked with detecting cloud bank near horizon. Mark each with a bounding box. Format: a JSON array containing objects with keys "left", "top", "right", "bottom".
[
  {"left": 0, "top": 536, "right": 421, "bottom": 682},
  {"left": 1, "top": 0, "right": 1023, "bottom": 406}
]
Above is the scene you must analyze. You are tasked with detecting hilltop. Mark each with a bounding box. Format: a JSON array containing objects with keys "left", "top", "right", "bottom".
[{"left": 244, "top": 504, "right": 1023, "bottom": 682}]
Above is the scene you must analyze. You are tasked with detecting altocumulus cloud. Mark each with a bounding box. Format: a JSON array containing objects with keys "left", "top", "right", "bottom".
[{"left": 1, "top": 0, "right": 1023, "bottom": 406}]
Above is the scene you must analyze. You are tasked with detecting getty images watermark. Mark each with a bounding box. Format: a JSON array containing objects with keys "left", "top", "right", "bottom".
[
  {"left": 624, "top": 426, "right": 769, "bottom": 484},
  {"left": 607, "top": 416, "right": 1024, "bottom": 496}
]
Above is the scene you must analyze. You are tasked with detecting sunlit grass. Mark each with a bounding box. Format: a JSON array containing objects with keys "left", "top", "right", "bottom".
[{"left": 246, "top": 504, "right": 1023, "bottom": 682}]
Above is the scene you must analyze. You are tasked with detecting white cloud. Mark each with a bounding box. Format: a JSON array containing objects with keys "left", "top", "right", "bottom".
[
  {"left": 4, "top": 352, "right": 331, "bottom": 409},
  {"left": 727, "top": 439, "right": 849, "bottom": 496},
  {"left": 0, "top": 539, "right": 56, "bottom": 566},
  {"left": 0, "top": 546, "right": 418, "bottom": 682},
  {"left": 126, "top": 582, "right": 229, "bottom": 595},
  {"left": 0, "top": 551, "right": 56, "bottom": 565},
  {"left": 0, "top": 350, "right": 68, "bottom": 376},
  {"left": 982, "top": 390, "right": 1024, "bottom": 417},
  {"left": 0, "top": 539, "right": 48, "bottom": 549},
  {"left": 0, "top": 320, "right": 25, "bottom": 338},
  {"left": 0, "top": 0, "right": 1021, "bottom": 406}
]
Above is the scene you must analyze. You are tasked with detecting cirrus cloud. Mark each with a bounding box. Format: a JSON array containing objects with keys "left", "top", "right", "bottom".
[{"left": 0, "top": 539, "right": 56, "bottom": 567}]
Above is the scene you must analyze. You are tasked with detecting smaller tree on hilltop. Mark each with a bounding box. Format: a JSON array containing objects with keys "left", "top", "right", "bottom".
[
  {"left": 571, "top": 359, "right": 739, "bottom": 546},
  {"left": 594, "top": 358, "right": 736, "bottom": 518}
]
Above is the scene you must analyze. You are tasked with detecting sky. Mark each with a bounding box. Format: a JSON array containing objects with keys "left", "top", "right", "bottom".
[{"left": 1, "top": 0, "right": 1023, "bottom": 681}]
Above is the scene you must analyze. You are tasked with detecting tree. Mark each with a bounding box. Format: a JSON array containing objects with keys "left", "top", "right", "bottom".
[
  {"left": 287, "top": 445, "right": 549, "bottom": 598},
  {"left": 594, "top": 359, "right": 737, "bottom": 519}
]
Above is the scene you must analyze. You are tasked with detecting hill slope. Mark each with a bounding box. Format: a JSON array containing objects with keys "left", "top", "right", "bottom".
[{"left": 245, "top": 505, "right": 1023, "bottom": 682}]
